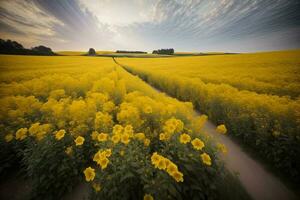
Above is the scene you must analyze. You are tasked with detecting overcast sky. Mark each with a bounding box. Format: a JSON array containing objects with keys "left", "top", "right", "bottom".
[{"left": 0, "top": 0, "right": 299, "bottom": 52}]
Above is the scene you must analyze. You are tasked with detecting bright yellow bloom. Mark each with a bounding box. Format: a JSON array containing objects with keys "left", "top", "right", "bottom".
[
  {"left": 5, "top": 134, "right": 14, "bottom": 142},
  {"left": 144, "top": 138, "right": 150, "bottom": 146},
  {"left": 28, "top": 123, "right": 40, "bottom": 136},
  {"left": 92, "top": 183, "right": 101, "bottom": 192},
  {"left": 157, "top": 158, "right": 167, "bottom": 170},
  {"left": 150, "top": 152, "right": 184, "bottom": 182},
  {"left": 179, "top": 133, "right": 191, "bottom": 144},
  {"left": 84, "top": 167, "right": 95, "bottom": 182},
  {"left": 144, "top": 194, "right": 154, "bottom": 200},
  {"left": 55, "top": 129, "right": 65, "bottom": 140},
  {"left": 91, "top": 131, "right": 99, "bottom": 141},
  {"left": 216, "top": 124, "right": 227, "bottom": 134},
  {"left": 75, "top": 136, "right": 85, "bottom": 146},
  {"left": 171, "top": 171, "right": 184, "bottom": 182},
  {"left": 201, "top": 153, "right": 212, "bottom": 166},
  {"left": 104, "top": 149, "right": 112, "bottom": 157},
  {"left": 164, "top": 159, "right": 171, "bottom": 167},
  {"left": 65, "top": 146, "right": 73, "bottom": 155},
  {"left": 16, "top": 128, "right": 28, "bottom": 140},
  {"left": 99, "top": 157, "right": 109, "bottom": 170},
  {"left": 97, "top": 133, "right": 108, "bottom": 142},
  {"left": 93, "top": 150, "right": 106, "bottom": 164},
  {"left": 124, "top": 124, "right": 133, "bottom": 134},
  {"left": 111, "top": 134, "right": 120, "bottom": 144},
  {"left": 166, "top": 163, "right": 178, "bottom": 175},
  {"left": 191, "top": 138, "right": 205, "bottom": 150},
  {"left": 121, "top": 133, "right": 130, "bottom": 145},
  {"left": 151, "top": 152, "right": 160, "bottom": 165},
  {"left": 159, "top": 133, "right": 166, "bottom": 141},
  {"left": 113, "top": 124, "right": 123, "bottom": 134}
]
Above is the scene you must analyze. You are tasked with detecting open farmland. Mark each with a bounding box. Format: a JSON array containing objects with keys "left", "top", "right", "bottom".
[
  {"left": 0, "top": 55, "right": 252, "bottom": 200},
  {"left": 117, "top": 50, "right": 300, "bottom": 185}
]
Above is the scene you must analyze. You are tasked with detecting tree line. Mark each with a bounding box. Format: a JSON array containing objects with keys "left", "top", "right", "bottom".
[
  {"left": 0, "top": 39, "right": 55, "bottom": 55},
  {"left": 116, "top": 50, "right": 147, "bottom": 54},
  {"left": 152, "top": 48, "right": 174, "bottom": 55}
]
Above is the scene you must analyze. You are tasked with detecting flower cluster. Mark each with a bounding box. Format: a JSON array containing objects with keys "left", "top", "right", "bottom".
[
  {"left": 160, "top": 118, "right": 184, "bottom": 141},
  {"left": 151, "top": 152, "right": 184, "bottom": 182},
  {"left": 93, "top": 149, "right": 111, "bottom": 170}
]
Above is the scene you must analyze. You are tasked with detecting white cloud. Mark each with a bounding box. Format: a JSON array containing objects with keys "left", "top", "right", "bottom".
[
  {"left": 0, "top": 0, "right": 63, "bottom": 37},
  {"left": 78, "top": 0, "right": 158, "bottom": 26}
]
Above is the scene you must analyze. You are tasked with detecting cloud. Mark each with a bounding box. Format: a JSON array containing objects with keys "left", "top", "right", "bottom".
[
  {"left": 78, "top": 0, "right": 158, "bottom": 26},
  {"left": 0, "top": 0, "right": 299, "bottom": 51},
  {"left": 0, "top": 0, "right": 63, "bottom": 37}
]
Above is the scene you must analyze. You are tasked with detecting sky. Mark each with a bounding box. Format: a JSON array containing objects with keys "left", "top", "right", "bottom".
[{"left": 0, "top": 0, "right": 299, "bottom": 52}]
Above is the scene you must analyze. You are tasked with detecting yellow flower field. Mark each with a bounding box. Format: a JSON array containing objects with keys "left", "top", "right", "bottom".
[
  {"left": 0, "top": 55, "right": 249, "bottom": 200},
  {"left": 117, "top": 50, "right": 300, "bottom": 184}
]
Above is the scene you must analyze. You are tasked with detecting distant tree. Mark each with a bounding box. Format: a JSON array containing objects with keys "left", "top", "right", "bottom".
[
  {"left": 152, "top": 48, "right": 174, "bottom": 55},
  {"left": 88, "top": 48, "right": 96, "bottom": 56},
  {"left": 31, "top": 45, "right": 55, "bottom": 55}
]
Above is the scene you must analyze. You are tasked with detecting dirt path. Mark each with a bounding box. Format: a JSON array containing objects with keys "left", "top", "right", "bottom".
[
  {"left": 202, "top": 120, "right": 297, "bottom": 200},
  {"left": 114, "top": 58, "right": 298, "bottom": 200}
]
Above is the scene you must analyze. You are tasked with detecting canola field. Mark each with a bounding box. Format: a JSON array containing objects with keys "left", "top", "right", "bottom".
[
  {"left": 0, "top": 55, "right": 249, "bottom": 200},
  {"left": 117, "top": 50, "right": 300, "bottom": 184}
]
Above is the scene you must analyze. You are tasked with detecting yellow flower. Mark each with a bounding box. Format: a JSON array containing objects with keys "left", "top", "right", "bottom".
[
  {"left": 166, "top": 163, "right": 178, "bottom": 175},
  {"left": 151, "top": 152, "right": 160, "bottom": 165},
  {"left": 216, "top": 124, "right": 227, "bottom": 134},
  {"left": 159, "top": 133, "right": 166, "bottom": 141},
  {"left": 104, "top": 149, "right": 112, "bottom": 157},
  {"left": 111, "top": 134, "right": 120, "bottom": 144},
  {"left": 16, "top": 128, "right": 28, "bottom": 140},
  {"left": 65, "top": 146, "right": 73, "bottom": 155},
  {"left": 5, "top": 134, "right": 14, "bottom": 142},
  {"left": 191, "top": 138, "right": 205, "bottom": 150},
  {"left": 201, "top": 153, "right": 212, "bottom": 166},
  {"left": 144, "top": 138, "right": 150, "bottom": 147},
  {"left": 179, "top": 133, "right": 191, "bottom": 144},
  {"left": 84, "top": 167, "right": 95, "bottom": 182},
  {"left": 124, "top": 124, "right": 133, "bottom": 133},
  {"left": 164, "top": 159, "right": 171, "bottom": 167},
  {"left": 113, "top": 124, "right": 123, "bottom": 134},
  {"left": 75, "top": 136, "right": 85, "bottom": 146},
  {"left": 97, "top": 133, "right": 108, "bottom": 142},
  {"left": 93, "top": 150, "right": 108, "bottom": 165},
  {"left": 91, "top": 131, "right": 99, "bottom": 141},
  {"left": 28, "top": 123, "right": 40, "bottom": 136},
  {"left": 92, "top": 183, "right": 101, "bottom": 192},
  {"left": 171, "top": 171, "right": 184, "bottom": 182},
  {"left": 157, "top": 158, "right": 167, "bottom": 170},
  {"left": 144, "top": 194, "right": 154, "bottom": 200},
  {"left": 119, "top": 150, "right": 125, "bottom": 156},
  {"left": 121, "top": 133, "right": 130, "bottom": 145},
  {"left": 99, "top": 157, "right": 109, "bottom": 170},
  {"left": 55, "top": 129, "right": 65, "bottom": 140}
]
